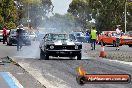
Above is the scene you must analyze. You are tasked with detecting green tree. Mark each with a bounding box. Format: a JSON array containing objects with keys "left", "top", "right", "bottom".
[
  {"left": 68, "top": 0, "right": 92, "bottom": 30},
  {"left": 5, "top": 21, "right": 16, "bottom": 29},
  {"left": 0, "top": 0, "right": 17, "bottom": 29},
  {"left": 16, "top": 0, "right": 53, "bottom": 28},
  {"left": 0, "top": 0, "right": 17, "bottom": 23},
  {"left": 68, "top": 0, "right": 132, "bottom": 31},
  {"left": 0, "top": 15, "right": 4, "bottom": 29}
]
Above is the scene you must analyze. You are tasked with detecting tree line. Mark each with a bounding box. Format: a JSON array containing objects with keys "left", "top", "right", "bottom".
[
  {"left": 68, "top": 0, "right": 132, "bottom": 32},
  {"left": 0, "top": 0, "right": 53, "bottom": 30}
]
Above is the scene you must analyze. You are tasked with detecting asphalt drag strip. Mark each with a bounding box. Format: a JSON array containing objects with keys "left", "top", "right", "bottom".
[
  {"left": 0, "top": 72, "right": 23, "bottom": 88},
  {"left": 0, "top": 57, "right": 46, "bottom": 88},
  {"left": 11, "top": 57, "right": 132, "bottom": 88}
]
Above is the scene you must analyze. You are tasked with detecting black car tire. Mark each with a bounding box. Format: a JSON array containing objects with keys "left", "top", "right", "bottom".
[
  {"left": 40, "top": 49, "right": 49, "bottom": 60},
  {"left": 113, "top": 41, "right": 116, "bottom": 47},
  {"left": 45, "top": 54, "right": 49, "bottom": 60},
  {"left": 7, "top": 41, "right": 12, "bottom": 46},
  {"left": 128, "top": 45, "right": 132, "bottom": 47},
  {"left": 77, "top": 53, "right": 81, "bottom": 60},
  {"left": 101, "top": 40, "right": 105, "bottom": 46},
  {"left": 40, "top": 49, "right": 45, "bottom": 59},
  {"left": 76, "top": 76, "right": 86, "bottom": 85}
]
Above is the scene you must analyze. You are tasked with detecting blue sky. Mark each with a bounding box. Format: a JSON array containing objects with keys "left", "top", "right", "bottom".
[{"left": 51, "top": 0, "right": 72, "bottom": 14}]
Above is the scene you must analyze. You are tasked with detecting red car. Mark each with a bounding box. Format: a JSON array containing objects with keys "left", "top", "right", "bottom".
[{"left": 98, "top": 31, "right": 132, "bottom": 47}]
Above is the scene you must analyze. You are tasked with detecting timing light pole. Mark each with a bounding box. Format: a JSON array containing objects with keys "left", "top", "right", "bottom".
[
  {"left": 125, "top": 0, "right": 127, "bottom": 33},
  {"left": 28, "top": 1, "right": 30, "bottom": 28}
]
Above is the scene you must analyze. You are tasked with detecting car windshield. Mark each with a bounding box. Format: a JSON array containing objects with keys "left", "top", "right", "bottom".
[
  {"left": 76, "top": 33, "right": 80, "bottom": 36},
  {"left": 10, "top": 30, "right": 17, "bottom": 34},
  {"left": 47, "top": 34, "right": 68, "bottom": 41},
  {"left": 75, "top": 32, "right": 85, "bottom": 37}
]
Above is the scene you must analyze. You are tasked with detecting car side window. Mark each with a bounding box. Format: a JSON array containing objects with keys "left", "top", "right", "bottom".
[{"left": 44, "top": 34, "right": 52, "bottom": 41}]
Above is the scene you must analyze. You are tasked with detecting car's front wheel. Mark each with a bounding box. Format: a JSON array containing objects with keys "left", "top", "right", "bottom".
[
  {"left": 40, "top": 49, "right": 49, "bottom": 60},
  {"left": 40, "top": 49, "right": 45, "bottom": 59},
  {"left": 77, "top": 53, "right": 82, "bottom": 60}
]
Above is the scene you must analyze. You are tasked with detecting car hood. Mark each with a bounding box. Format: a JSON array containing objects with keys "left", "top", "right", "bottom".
[{"left": 46, "top": 40, "right": 80, "bottom": 45}]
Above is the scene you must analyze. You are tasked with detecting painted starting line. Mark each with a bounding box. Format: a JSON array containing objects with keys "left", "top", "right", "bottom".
[{"left": 0, "top": 72, "right": 23, "bottom": 88}]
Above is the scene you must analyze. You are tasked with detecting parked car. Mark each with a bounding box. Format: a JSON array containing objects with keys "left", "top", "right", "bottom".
[
  {"left": 28, "top": 31, "right": 37, "bottom": 41},
  {"left": 69, "top": 32, "right": 86, "bottom": 43},
  {"left": 39, "top": 33, "right": 82, "bottom": 60},
  {"left": 7, "top": 29, "right": 31, "bottom": 46},
  {"left": 98, "top": 31, "right": 132, "bottom": 47}
]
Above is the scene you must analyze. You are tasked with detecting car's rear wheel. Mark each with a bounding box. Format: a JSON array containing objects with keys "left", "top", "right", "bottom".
[
  {"left": 101, "top": 40, "right": 105, "bottom": 46},
  {"left": 77, "top": 53, "right": 81, "bottom": 60},
  {"left": 113, "top": 41, "right": 116, "bottom": 47}
]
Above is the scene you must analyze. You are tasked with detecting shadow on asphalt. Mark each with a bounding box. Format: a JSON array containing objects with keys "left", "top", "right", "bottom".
[
  {"left": 38, "top": 58, "right": 76, "bottom": 60},
  {"left": 105, "top": 45, "right": 115, "bottom": 47}
]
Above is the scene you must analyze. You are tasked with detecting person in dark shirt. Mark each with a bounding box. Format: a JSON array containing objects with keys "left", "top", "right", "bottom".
[
  {"left": 85, "top": 31, "right": 90, "bottom": 43},
  {"left": 16, "top": 25, "right": 24, "bottom": 51}
]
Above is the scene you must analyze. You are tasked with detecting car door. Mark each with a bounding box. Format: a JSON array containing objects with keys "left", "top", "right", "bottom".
[
  {"left": 102, "top": 32, "right": 113, "bottom": 44},
  {"left": 102, "top": 32, "right": 109, "bottom": 44}
]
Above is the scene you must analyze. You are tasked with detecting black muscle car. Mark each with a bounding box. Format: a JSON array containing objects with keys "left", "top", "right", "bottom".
[{"left": 39, "top": 33, "right": 82, "bottom": 60}]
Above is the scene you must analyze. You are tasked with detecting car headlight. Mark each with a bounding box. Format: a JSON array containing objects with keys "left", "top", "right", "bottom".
[
  {"left": 75, "top": 45, "right": 78, "bottom": 49},
  {"left": 50, "top": 45, "right": 54, "bottom": 49}
]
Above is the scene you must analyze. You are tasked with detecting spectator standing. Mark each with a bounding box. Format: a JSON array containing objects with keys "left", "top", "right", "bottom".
[
  {"left": 2, "top": 26, "right": 7, "bottom": 44},
  {"left": 16, "top": 24, "right": 24, "bottom": 51},
  {"left": 90, "top": 27, "right": 97, "bottom": 50},
  {"left": 115, "top": 25, "right": 121, "bottom": 50},
  {"left": 85, "top": 30, "right": 90, "bottom": 43}
]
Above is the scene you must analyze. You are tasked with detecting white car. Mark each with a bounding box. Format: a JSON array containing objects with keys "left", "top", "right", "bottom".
[{"left": 29, "top": 32, "right": 37, "bottom": 41}]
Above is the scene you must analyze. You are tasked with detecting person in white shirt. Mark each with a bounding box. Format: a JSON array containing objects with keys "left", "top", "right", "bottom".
[{"left": 115, "top": 25, "right": 121, "bottom": 50}]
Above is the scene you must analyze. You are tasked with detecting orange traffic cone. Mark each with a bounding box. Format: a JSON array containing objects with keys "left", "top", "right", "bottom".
[{"left": 99, "top": 45, "right": 107, "bottom": 58}]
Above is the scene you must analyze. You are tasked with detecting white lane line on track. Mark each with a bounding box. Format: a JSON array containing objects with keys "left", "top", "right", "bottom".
[
  {"left": 108, "top": 60, "right": 132, "bottom": 66},
  {"left": 18, "top": 62, "right": 70, "bottom": 88},
  {"left": 7, "top": 72, "right": 24, "bottom": 88}
]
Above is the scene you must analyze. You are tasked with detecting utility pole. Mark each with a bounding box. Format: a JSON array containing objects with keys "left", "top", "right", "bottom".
[
  {"left": 28, "top": 1, "right": 30, "bottom": 28},
  {"left": 125, "top": 0, "right": 127, "bottom": 33}
]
